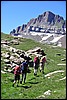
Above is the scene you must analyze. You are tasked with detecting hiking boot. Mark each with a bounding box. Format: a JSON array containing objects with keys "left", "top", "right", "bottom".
[
  {"left": 42, "top": 72, "right": 44, "bottom": 74},
  {"left": 20, "top": 81, "right": 22, "bottom": 84},
  {"left": 17, "top": 84, "right": 19, "bottom": 87},
  {"left": 12, "top": 84, "right": 14, "bottom": 87},
  {"left": 40, "top": 70, "right": 41, "bottom": 72},
  {"left": 24, "top": 80, "right": 25, "bottom": 83},
  {"left": 34, "top": 73, "right": 37, "bottom": 76}
]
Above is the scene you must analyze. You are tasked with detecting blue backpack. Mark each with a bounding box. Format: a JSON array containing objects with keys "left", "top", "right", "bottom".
[{"left": 21, "top": 61, "right": 28, "bottom": 71}]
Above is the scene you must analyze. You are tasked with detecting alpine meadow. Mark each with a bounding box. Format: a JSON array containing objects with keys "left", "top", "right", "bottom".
[{"left": 1, "top": 32, "right": 66, "bottom": 99}]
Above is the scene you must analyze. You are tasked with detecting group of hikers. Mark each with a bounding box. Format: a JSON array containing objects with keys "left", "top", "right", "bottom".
[{"left": 12, "top": 53, "right": 47, "bottom": 87}]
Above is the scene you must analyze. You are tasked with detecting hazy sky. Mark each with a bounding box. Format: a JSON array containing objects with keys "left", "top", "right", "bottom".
[{"left": 1, "top": 1, "right": 66, "bottom": 34}]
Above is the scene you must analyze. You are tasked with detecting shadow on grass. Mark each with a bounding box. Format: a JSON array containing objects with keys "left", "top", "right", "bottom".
[
  {"left": 29, "top": 75, "right": 40, "bottom": 81},
  {"left": 9, "top": 79, "right": 14, "bottom": 82},
  {"left": 36, "top": 75, "right": 40, "bottom": 77},
  {"left": 28, "top": 81, "right": 39, "bottom": 84},
  {"left": 29, "top": 77, "right": 36, "bottom": 81},
  {"left": 18, "top": 85, "right": 32, "bottom": 89}
]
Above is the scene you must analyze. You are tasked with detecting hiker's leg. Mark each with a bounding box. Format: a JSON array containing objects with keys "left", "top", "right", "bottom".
[
  {"left": 40, "top": 63, "right": 42, "bottom": 72},
  {"left": 37, "top": 64, "right": 39, "bottom": 70},
  {"left": 42, "top": 63, "right": 44, "bottom": 74},
  {"left": 13, "top": 80, "right": 16, "bottom": 84},
  {"left": 36, "top": 69, "right": 37, "bottom": 75},
  {"left": 34, "top": 69, "right": 37, "bottom": 75},
  {"left": 17, "top": 75, "right": 20, "bottom": 86},
  {"left": 22, "top": 73, "right": 24, "bottom": 81},
  {"left": 20, "top": 73, "right": 23, "bottom": 84},
  {"left": 34, "top": 68, "right": 35, "bottom": 74},
  {"left": 13, "top": 75, "right": 17, "bottom": 87},
  {"left": 34, "top": 68, "right": 36, "bottom": 75},
  {"left": 24, "top": 73, "right": 26, "bottom": 83}
]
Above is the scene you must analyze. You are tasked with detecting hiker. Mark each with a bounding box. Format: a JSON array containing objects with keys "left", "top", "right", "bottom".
[
  {"left": 40, "top": 55, "right": 47, "bottom": 74},
  {"left": 41, "top": 49, "right": 46, "bottom": 56},
  {"left": 12, "top": 64, "right": 21, "bottom": 87},
  {"left": 20, "top": 60, "right": 28, "bottom": 84},
  {"left": 33, "top": 56, "right": 40, "bottom": 76}
]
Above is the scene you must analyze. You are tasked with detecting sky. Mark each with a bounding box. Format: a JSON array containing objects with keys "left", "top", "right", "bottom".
[{"left": 1, "top": 1, "right": 66, "bottom": 34}]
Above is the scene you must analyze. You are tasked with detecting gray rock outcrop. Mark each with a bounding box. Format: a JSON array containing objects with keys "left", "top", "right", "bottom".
[{"left": 10, "top": 11, "right": 66, "bottom": 34}]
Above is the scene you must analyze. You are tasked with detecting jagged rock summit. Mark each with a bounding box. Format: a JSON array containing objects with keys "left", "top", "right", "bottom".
[{"left": 10, "top": 11, "right": 66, "bottom": 34}]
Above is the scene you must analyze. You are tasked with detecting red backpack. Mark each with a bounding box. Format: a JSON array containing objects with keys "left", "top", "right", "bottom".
[
  {"left": 41, "top": 56, "right": 46, "bottom": 63},
  {"left": 34, "top": 57, "right": 38, "bottom": 63},
  {"left": 14, "top": 65, "right": 20, "bottom": 75}
]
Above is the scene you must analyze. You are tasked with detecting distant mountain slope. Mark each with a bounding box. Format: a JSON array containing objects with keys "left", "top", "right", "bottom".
[{"left": 10, "top": 11, "right": 66, "bottom": 34}]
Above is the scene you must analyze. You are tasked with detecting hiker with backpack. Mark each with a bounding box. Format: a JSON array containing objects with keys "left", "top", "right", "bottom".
[
  {"left": 40, "top": 55, "right": 47, "bottom": 74},
  {"left": 12, "top": 64, "right": 21, "bottom": 87},
  {"left": 33, "top": 56, "right": 40, "bottom": 76},
  {"left": 20, "top": 60, "right": 28, "bottom": 84}
]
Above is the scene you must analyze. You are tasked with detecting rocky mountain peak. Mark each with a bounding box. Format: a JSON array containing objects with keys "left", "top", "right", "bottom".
[{"left": 10, "top": 11, "right": 66, "bottom": 34}]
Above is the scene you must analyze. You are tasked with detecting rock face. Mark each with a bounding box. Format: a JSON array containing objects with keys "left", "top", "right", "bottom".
[
  {"left": 10, "top": 11, "right": 66, "bottom": 34},
  {"left": 10, "top": 24, "right": 27, "bottom": 34}
]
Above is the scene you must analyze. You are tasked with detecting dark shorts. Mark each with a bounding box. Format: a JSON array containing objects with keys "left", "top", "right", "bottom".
[
  {"left": 34, "top": 63, "right": 39, "bottom": 69},
  {"left": 14, "top": 74, "right": 20, "bottom": 81}
]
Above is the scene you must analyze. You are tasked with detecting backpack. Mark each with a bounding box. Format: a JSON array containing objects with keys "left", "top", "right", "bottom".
[
  {"left": 41, "top": 56, "right": 46, "bottom": 63},
  {"left": 14, "top": 65, "right": 20, "bottom": 74},
  {"left": 21, "top": 61, "right": 28, "bottom": 71},
  {"left": 34, "top": 57, "right": 38, "bottom": 63}
]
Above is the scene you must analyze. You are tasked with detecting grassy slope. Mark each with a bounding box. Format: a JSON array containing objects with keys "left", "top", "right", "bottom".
[{"left": 1, "top": 33, "right": 66, "bottom": 99}]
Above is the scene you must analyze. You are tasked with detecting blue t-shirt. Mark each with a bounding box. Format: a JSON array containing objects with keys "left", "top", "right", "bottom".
[{"left": 21, "top": 61, "right": 28, "bottom": 71}]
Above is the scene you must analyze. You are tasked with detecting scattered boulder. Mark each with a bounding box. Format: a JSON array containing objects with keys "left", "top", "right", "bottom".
[
  {"left": 1, "top": 52, "right": 5, "bottom": 57},
  {"left": 4, "top": 54, "right": 10, "bottom": 59},
  {"left": 45, "top": 70, "right": 64, "bottom": 77},
  {"left": 1, "top": 70, "right": 7, "bottom": 74},
  {"left": 20, "top": 53, "right": 24, "bottom": 58},
  {"left": 36, "top": 90, "right": 51, "bottom": 99},
  {"left": 59, "top": 76, "right": 66, "bottom": 81},
  {"left": 6, "top": 64, "right": 12, "bottom": 67},
  {"left": 57, "top": 63, "right": 66, "bottom": 66},
  {"left": 56, "top": 53, "right": 61, "bottom": 56},
  {"left": 4, "top": 59, "right": 11, "bottom": 64},
  {"left": 9, "top": 55, "right": 15, "bottom": 60},
  {"left": 19, "top": 57, "right": 24, "bottom": 63},
  {"left": 44, "top": 90, "right": 51, "bottom": 95},
  {"left": 26, "top": 47, "right": 46, "bottom": 57},
  {"left": 61, "top": 58, "right": 66, "bottom": 61}
]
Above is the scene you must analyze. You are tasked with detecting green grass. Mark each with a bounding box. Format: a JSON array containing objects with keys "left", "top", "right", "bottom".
[{"left": 1, "top": 33, "right": 66, "bottom": 99}]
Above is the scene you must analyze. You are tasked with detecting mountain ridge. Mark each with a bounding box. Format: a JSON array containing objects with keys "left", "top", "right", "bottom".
[{"left": 10, "top": 11, "right": 66, "bottom": 34}]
